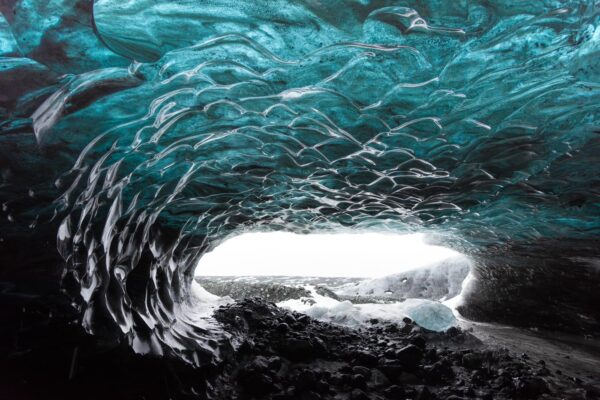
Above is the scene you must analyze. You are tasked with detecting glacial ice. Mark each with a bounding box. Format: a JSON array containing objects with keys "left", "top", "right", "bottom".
[
  {"left": 279, "top": 285, "right": 457, "bottom": 332},
  {"left": 0, "top": 0, "right": 599, "bottom": 364},
  {"left": 335, "top": 256, "right": 471, "bottom": 301}
]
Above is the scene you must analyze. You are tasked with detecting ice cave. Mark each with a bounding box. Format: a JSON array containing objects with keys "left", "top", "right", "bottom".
[{"left": 0, "top": 0, "right": 599, "bottom": 399}]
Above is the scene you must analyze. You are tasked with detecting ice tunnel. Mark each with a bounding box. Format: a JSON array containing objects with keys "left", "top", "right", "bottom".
[{"left": 0, "top": 0, "right": 599, "bottom": 375}]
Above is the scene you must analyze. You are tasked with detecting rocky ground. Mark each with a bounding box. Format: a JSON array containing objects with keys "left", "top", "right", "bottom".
[
  {"left": 2, "top": 293, "right": 599, "bottom": 399},
  {"left": 210, "top": 298, "right": 600, "bottom": 400}
]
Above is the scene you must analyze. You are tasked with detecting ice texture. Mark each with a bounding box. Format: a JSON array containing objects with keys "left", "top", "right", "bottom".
[
  {"left": 336, "top": 256, "right": 470, "bottom": 301},
  {"left": 0, "top": 0, "right": 599, "bottom": 364}
]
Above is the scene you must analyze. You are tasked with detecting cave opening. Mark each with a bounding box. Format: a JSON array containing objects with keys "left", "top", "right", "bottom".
[
  {"left": 195, "top": 231, "right": 461, "bottom": 278},
  {"left": 193, "top": 231, "right": 471, "bottom": 332}
]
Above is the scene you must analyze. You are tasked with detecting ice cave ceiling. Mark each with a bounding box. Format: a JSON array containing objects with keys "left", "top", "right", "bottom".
[{"left": 0, "top": 0, "right": 599, "bottom": 363}]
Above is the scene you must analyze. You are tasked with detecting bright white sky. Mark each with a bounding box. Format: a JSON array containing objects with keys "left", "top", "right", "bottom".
[{"left": 196, "top": 232, "right": 459, "bottom": 278}]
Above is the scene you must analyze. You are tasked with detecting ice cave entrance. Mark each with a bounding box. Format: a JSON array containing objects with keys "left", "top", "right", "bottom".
[
  {"left": 194, "top": 232, "right": 469, "bottom": 332},
  {"left": 196, "top": 232, "right": 459, "bottom": 278}
]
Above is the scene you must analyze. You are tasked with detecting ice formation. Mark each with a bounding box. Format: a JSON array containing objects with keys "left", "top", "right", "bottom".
[
  {"left": 0, "top": 0, "right": 599, "bottom": 365},
  {"left": 279, "top": 285, "right": 457, "bottom": 332},
  {"left": 335, "top": 256, "right": 471, "bottom": 301}
]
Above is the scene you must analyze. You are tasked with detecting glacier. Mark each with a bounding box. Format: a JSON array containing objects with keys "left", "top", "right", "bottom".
[{"left": 0, "top": 0, "right": 599, "bottom": 367}]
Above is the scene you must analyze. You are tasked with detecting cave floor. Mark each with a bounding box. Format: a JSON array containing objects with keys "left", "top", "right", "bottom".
[
  {"left": 2, "top": 295, "right": 600, "bottom": 399},
  {"left": 208, "top": 299, "right": 600, "bottom": 400},
  {"left": 462, "top": 319, "right": 600, "bottom": 389}
]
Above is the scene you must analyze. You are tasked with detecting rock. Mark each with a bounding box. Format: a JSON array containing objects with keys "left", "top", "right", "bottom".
[
  {"left": 350, "top": 374, "right": 367, "bottom": 390},
  {"left": 515, "top": 377, "right": 549, "bottom": 398},
  {"left": 280, "top": 338, "right": 314, "bottom": 361},
  {"left": 370, "top": 369, "right": 391, "bottom": 388},
  {"left": 398, "top": 371, "right": 421, "bottom": 385},
  {"left": 300, "top": 391, "right": 322, "bottom": 400},
  {"left": 350, "top": 389, "right": 371, "bottom": 400},
  {"left": 238, "top": 370, "right": 276, "bottom": 396},
  {"left": 296, "top": 369, "right": 317, "bottom": 390},
  {"left": 383, "top": 385, "right": 405, "bottom": 398},
  {"left": 384, "top": 348, "right": 396, "bottom": 358},
  {"left": 377, "top": 361, "right": 403, "bottom": 381},
  {"left": 414, "top": 385, "right": 433, "bottom": 400},
  {"left": 315, "top": 379, "right": 329, "bottom": 394},
  {"left": 395, "top": 344, "right": 423, "bottom": 368},
  {"left": 312, "top": 336, "right": 328, "bottom": 355},
  {"left": 330, "top": 373, "right": 344, "bottom": 386},
  {"left": 301, "top": 391, "right": 322, "bottom": 400},
  {"left": 267, "top": 356, "right": 282, "bottom": 371},
  {"left": 284, "top": 314, "right": 297, "bottom": 324},
  {"left": 277, "top": 322, "right": 290, "bottom": 333},
  {"left": 462, "top": 352, "right": 485, "bottom": 369},
  {"left": 424, "top": 360, "right": 454, "bottom": 384},
  {"left": 446, "top": 326, "right": 460, "bottom": 337},
  {"left": 351, "top": 366, "right": 371, "bottom": 379},
  {"left": 410, "top": 334, "right": 427, "bottom": 349},
  {"left": 353, "top": 350, "right": 378, "bottom": 367}
]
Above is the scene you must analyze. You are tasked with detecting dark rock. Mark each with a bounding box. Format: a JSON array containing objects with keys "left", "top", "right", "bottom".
[
  {"left": 384, "top": 348, "right": 396, "bottom": 358},
  {"left": 410, "top": 334, "right": 427, "bottom": 349},
  {"left": 296, "top": 369, "right": 317, "bottom": 390},
  {"left": 377, "top": 361, "right": 403, "bottom": 381},
  {"left": 445, "top": 326, "right": 460, "bottom": 337},
  {"left": 353, "top": 350, "right": 378, "bottom": 367},
  {"left": 383, "top": 385, "right": 405, "bottom": 398},
  {"left": 315, "top": 379, "right": 329, "bottom": 394},
  {"left": 351, "top": 366, "right": 371, "bottom": 379},
  {"left": 398, "top": 371, "right": 421, "bottom": 385},
  {"left": 515, "top": 377, "right": 549, "bottom": 398},
  {"left": 395, "top": 344, "right": 423, "bottom": 368},
  {"left": 370, "top": 369, "right": 391, "bottom": 388},
  {"left": 330, "top": 373, "right": 344, "bottom": 386},
  {"left": 280, "top": 338, "right": 322, "bottom": 362},
  {"left": 268, "top": 356, "right": 282, "bottom": 371},
  {"left": 350, "top": 389, "right": 371, "bottom": 400},
  {"left": 301, "top": 390, "right": 322, "bottom": 400},
  {"left": 238, "top": 370, "right": 276, "bottom": 396},
  {"left": 277, "top": 322, "right": 290, "bottom": 333},
  {"left": 462, "top": 352, "right": 485, "bottom": 369},
  {"left": 414, "top": 385, "right": 433, "bottom": 400},
  {"left": 350, "top": 374, "right": 367, "bottom": 390},
  {"left": 423, "top": 360, "right": 454, "bottom": 384}
]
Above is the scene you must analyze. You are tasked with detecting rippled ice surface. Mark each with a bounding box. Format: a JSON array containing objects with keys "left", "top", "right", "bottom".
[{"left": 0, "top": 0, "right": 598, "bottom": 364}]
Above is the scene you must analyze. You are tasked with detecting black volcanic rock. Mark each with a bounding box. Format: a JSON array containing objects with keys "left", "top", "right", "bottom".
[
  {"left": 205, "top": 299, "right": 600, "bottom": 400},
  {"left": 395, "top": 344, "right": 423, "bottom": 369}
]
